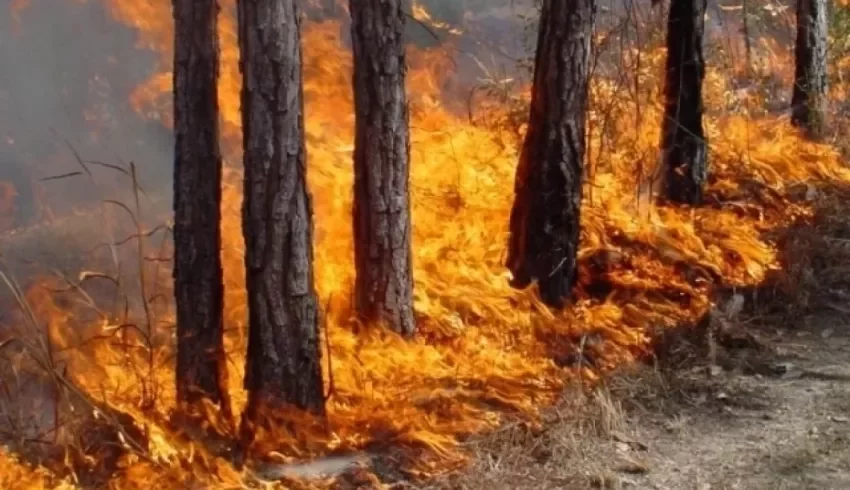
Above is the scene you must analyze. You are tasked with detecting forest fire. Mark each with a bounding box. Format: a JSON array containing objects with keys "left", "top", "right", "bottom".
[{"left": 1, "top": 0, "right": 850, "bottom": 488}]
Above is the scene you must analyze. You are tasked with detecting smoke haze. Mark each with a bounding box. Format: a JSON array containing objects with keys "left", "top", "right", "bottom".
[{"left": 0, "top": 0, "right": 172, "bottom": 227}]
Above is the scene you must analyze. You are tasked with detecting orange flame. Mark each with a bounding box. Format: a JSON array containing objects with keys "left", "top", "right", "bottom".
[{"left": 3, "top": 0, "right": 850, "bottom": 487}]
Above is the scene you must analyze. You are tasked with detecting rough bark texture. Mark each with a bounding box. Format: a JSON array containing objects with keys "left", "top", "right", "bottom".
[
  {"left": 792, "top": 0, "right": 828, "bottom": 138},
  {"left": 506, "top": 0, "right": 595, "bottom": 308},
  {"left": 237, "top": 0, "right": 325, "bottom": 419},
  {"left": 349, "top": 0, "right": 416, "bottom": 336},
  {"left": 661, "top": 0, "right": 708, "bottom": 205},
  {"left": 171, "top": 0, "right": 230, "bottom": 415}
]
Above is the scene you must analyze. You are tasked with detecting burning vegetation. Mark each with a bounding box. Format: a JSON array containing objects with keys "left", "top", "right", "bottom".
[{"left": 1, "top": 0, "right": 849, "bottom": 488}]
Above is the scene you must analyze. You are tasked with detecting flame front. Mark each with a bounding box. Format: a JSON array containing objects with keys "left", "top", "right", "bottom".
[{"left": 2, "top": 1, "right": 850, "bottom": 488}]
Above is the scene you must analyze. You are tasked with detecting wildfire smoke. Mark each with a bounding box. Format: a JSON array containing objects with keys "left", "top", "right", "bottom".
[{"left": 1, "top": 0, "right": 849, "bottom": 488}]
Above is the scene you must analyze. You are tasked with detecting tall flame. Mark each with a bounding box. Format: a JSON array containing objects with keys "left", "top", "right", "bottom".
[{"left": 2, "top": 0, "right": 850, "bottom": 487}]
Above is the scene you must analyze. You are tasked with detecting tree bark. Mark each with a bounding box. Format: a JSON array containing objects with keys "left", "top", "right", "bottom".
[
  {"left": 792, "top": 0, "right": 828, "bottom": 138},
  {"left": 506, "top": 0, "right": 595, "bottom": 308},
  {"left": 349, "top": 0, "right": 416, "bottom": 336},
  {"left": 661, "top": 0, "right": 708, "bottom": 205},
  {"left": 171, "top": 0, "right": 230, "bottom": 416},
  {"left": 237, "top": 0, "right": 325, "bottom": 424}
]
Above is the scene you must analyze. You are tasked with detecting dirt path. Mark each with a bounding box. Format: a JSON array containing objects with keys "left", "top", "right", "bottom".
[
  {"left": 426, "top": 313, "right": 850, "bottom": 490},
  {"left": 625, "top": 315, "right": 850, "bottom": 490}
]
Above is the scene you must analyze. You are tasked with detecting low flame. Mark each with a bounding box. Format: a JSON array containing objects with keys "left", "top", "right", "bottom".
[{"left": 2, "top": 0, "right": 850, "bottom": 488}]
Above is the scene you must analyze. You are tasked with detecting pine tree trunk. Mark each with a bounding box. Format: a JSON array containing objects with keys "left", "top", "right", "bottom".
[
  {"left": 792, "top": 0, "right": 828, "bottom": 138},
  {"left": 661, "top": 0, "right": 707, "bottom": 205},
  {"left": 349, "top": 0, "right": 416, "bottom": 336},
  {"left": 171, "top": 0, "right": 230, "bottom": 416},
  {"left": 506, "top": 0, "right": 595, "bottom": 308},
  {"left": 237, "top": 0, "right": 325, "bottom": 422}
]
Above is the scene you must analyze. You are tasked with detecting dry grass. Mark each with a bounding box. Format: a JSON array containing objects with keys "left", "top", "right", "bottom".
[
  {"left": 414, "top": 384, "right": 636, "bottom": 489},
  {"left": 0, "top": 159, "right": 162, "bottom": 487},
  {"left": 411, "top": 346, "right": 772, "bottom": 489},
  {"left": 412, "top": 184, "right": 850, "bottom": 489},
  {"left": 413, "top": 210, "right": 850, "bottom": 490},
  {"left": 411, "top": 356, "right": 774, "bottom": 490},
  {"left": 3, "top": 138, "right": 850, "bottom": 490},
  {"left": 3, "top": 3, "right": 850, "bottom": 489},
  {"left": 772, "top": 185, "right": 850, "bottom": 320}
]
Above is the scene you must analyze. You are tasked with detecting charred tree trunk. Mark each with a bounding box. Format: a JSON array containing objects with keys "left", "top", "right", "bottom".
[
  {"left": 171, "top": 0, "right": 230, "bottom": 417},
  {"left": 792, "top": 0, "right": 828, "bottom": 138},
  {"left": 237, "top": 0, "right": 325, "bottom": 426},
  {"left": 349, "top": 0, "right": 416, "bottom": 336},
  {"left": 661, "top": 0, "right": 707, "bottom": 205},
  {"left": 506, "top": 0, "right": 595, "bottom": 308}
]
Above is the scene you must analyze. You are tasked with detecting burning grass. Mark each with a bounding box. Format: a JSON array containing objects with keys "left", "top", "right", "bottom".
[{"left": 2, "top": 0, "right": 850, "bottom": 488}]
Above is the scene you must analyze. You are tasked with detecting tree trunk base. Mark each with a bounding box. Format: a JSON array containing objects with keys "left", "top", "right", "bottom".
[{"left": 505, "top": 0, "right": 593, "bottom": 308}]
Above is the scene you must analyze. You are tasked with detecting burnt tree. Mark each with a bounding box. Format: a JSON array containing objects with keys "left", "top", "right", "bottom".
[
  {"left": 792, "top": 0, "right": 828, "bottom": 137},
  {"left": 349, "top": 0, "right": 416, "bottom": 336},
  {"left": 660, "top": 0, "right": 707, "bottom": 205},
  {"left": 506, "top": 0, "right": 595, "bottom": 308},
  {"left": 172, "top": 0, "right": 230, "bottom": 416},
  {"left": 237, "top": 0, "right": 325, "bottom": 425}
]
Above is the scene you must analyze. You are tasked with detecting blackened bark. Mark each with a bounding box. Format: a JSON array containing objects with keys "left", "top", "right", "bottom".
[
  {"left": 237, "top": 0, "right": 325, "bottom": 420},
  {"left": 506, "top": 0, "right": 595, "bottom": 308},
  {"left": 349, "top": 0, "right": 415, "bottom": 336},
  {"left": 661, "top": 0, "right": 708, "bottom": 205},
  {"left": 172, "top": 0, "right": 230, "bottom": 416},
  {"left": 792, "top": 0, "right": 828, "bottom": 138}
]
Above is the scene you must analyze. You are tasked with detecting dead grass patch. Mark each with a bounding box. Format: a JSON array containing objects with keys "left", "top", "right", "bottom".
[
  {"left": 413, "top": 382, "right": 652, "bottom": 490},
  {"left": 772, "top": 184, "right": 850, "bottom": 322}
]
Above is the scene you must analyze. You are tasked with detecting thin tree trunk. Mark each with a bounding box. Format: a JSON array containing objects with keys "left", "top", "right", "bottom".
[
  {"left": 172, "top": 0, "right": 230, "bottom": 417},
  {"left": 237, "top": 0, "right": 325, "bottom": 429},
  {"left": 506, "top": 0, "right": 595, "bottom": 308},
  {"left": 792, "top": 0, "right": 828, "bottom": 138},
  {"left": 349, "top": 0, "right": 416, "bottom": 336},
  {"left": 661, "top": 0, "right": 707, "bottom": 205}
]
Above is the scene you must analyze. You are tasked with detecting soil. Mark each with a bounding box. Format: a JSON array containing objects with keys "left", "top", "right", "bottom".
[
  {"left": 427, "top": 311, "right": 850, "bottom": 490},
  {"left": 623, "top": 316, "right": 850, "bottom": 490}
]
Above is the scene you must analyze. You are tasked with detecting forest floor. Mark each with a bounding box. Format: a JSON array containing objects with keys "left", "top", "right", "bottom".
[
  {"left": 422, "top": 2, "right": 850, "bottom": 488},
  {"left": 421, "top": 310, "right": 850, "bottom": 490}
]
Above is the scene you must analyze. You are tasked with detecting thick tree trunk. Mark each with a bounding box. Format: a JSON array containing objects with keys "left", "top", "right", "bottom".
[
  {"left": 506, "top": 0, "right": 595, "bottom": 308},
  {"left": 171, "top": 0, "right": 230, "bottom": 416},
  {"left": 237, "top": 0, "right": 325, "bottom": 425},
  {"left": 792, "top": 0, "right": 828, "bottom": 138},
  {"left": 661, "top": 0, "right": 708, "bottom": 205},
  {"left": 349, "top": 0, "right": 416, "bottom": 336}
]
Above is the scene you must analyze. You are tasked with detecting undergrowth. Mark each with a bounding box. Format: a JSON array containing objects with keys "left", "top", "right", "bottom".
[{"left": 2, "top": 1, "right": 850, "bottom": 489}]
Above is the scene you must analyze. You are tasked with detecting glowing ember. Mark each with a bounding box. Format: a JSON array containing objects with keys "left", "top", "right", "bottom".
[{"left": 1, "top": 0, "right": 850, "bottom": 488}]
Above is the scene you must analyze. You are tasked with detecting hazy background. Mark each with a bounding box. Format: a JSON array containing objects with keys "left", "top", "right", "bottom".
[
  {"left": 0, "top": 0, "right": 175, "bottom": 229},
  {"left": 0, "top": 0, "right": 763, "bottom": 231},
  {"left": 0, "top": 0, "right": 530, "bottom": 231}
]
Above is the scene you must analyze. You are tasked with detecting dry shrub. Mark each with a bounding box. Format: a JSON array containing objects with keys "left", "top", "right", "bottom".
[{"left": 773, "top": 185, "right": 850, "bottom": 321}]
